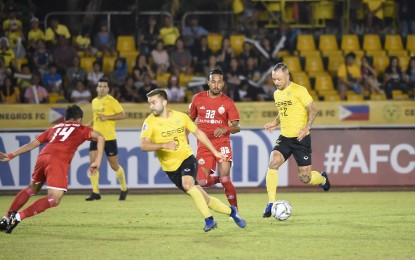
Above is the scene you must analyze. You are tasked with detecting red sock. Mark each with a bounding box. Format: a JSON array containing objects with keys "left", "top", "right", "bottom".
[
  {"left": 19, "top": 195, "right": 57, "bottom": 220},
  {"left": 6, "top": 186, "right": 35, "bottom": 217},
  {"left": 220, "top": 176, "right": 238, "bottom": 208}
]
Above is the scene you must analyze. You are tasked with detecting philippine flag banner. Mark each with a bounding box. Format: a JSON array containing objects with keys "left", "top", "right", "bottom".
[
  {"left": 339, "top": 105, "right": 369, "bottom": 121},
  {"left": 49, "top": 108, "right": 66, "bottom": 123}
]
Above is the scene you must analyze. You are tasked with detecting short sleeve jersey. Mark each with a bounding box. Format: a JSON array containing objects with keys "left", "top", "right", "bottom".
[
  {"left": 36, "top": 121, "right": 93, "bottom": 163},
  {"left": 273, "top": 82, "right": 313, "bottom": 138},
  {"left": 92, "top": 94, "right": 124, "bottom": 140},
  {"left": 140, "top": 110, "right": 197, "bottom": 172},
  {"left": 189, "top": 91, "right": 239, "bottom": 141}
]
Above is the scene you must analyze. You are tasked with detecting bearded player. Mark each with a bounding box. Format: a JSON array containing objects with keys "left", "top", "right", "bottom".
[{"left": 189, "top": 69, "right": 240, "bottom": 208}]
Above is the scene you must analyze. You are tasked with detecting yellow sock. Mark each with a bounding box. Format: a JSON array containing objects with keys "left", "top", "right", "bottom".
[
  {"left": 309, "top": 171, "right": 326, "bottom": 185},
  {"left": 207, "top": 196, "right": 231, "bottom": 215},
  {"left": 90, "top": 171, "right": 100, "bottom": 193},
  {"left": 186, "top": 187, "right": 211, "bottom": 218},
  {"left": 266, "top": 168, "right": 278, "bottom": 203},
  {"left": 115, "top": 166, "right": 128, "bottom": 191}
]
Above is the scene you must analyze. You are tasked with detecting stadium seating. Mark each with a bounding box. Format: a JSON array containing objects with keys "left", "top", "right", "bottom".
[
  {"left": 283, "top": 56, "right": 303, "bottom": 73},
  {"left": 291, "top": 72, "right": 311, "bottom": 89},
  {"left": 341, "top": 34, "right": 361, "bottom": 53},
  {"left": 296, "top": 34, "right": 317, "bottom": 54},
  {"left": 405, "top": 35, "right": 415, "bottom": 55},
  {"left": 315, "top": 73, "right": 335, "bottom": 92},
  {"left": 384, "top": 34, "right": 404, "bottom": 52},
  {"left": 363, "top": 34, "right": 382, "bottom": 52},
  {"left": 230, "top": 35, "right": 245, "bottom": 56},
  {"left": 80, "top": 57, "right": 95, "bottom": 73},
  {"left": 207, "top": 34, "right": 223, "bottom": 53},
  {"left": 14, "top": 58, "right": 28, "bottom": 72},
  {"left": 304, "top": 56, "right": 325, "bottom": 77},
  {"left": 347, "top": 93, "right": 364, "bottom": 101},
  {"left": 117, "top": 35, "right": 139, "bottom": 59},
  {"left": 372, "top": 55, "right": 390, "bottom": 73},
  {"left": 370, "top": 93, "right": 387, "bottom": 100},
  {"left": 327, "top": 54, "right": 345, "bottom": 75},
  {"left": 398, "top": 56, "right": 410, "bottom": 70},
  {"left": 102, "top": 56, "right": 117, "bottom": 75},
  {"left": 392, "top": 90, "right": 409, "bottom": 100},
  {"left": 319, "top": 34, "right": 339, "bottom": 53},
  {"left": 311, "top": 0, "right": 335, "bottom": 26}
]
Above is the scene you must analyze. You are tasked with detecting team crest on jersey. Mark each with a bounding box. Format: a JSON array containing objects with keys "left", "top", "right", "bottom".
[
  {"left": 142, "top": 123, "right": 147, "bottom": 131},
  {"left": 218, "top": 106, "right": 225, "bottom": 114},
  {"left": 198, "top": 158, "right": 205, "bottom": 165},
  {"left": 200, "top": 106, "right": 205, "bottom": 110}
]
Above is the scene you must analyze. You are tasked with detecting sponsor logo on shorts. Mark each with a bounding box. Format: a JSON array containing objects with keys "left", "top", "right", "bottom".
[
  {"left": 184, "top": 168, "right": 190, "bottom": 172},
  {"left": 198, "top": 158, "right": 205, "bottom": 165},
  {"left": 303, "top": 156, "right": 309, "bottom": 160}
]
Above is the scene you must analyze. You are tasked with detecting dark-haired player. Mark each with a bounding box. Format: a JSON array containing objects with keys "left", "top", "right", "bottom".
[
  {"left": 141, "top": 88, "right": 246, "bottom": 232},
  {"left": 0, "top": 105, "right": 104, "bottom": 233},
  {"left": 262, "top": 63, "right": 331, "bottom": 218},
  {"left": 189, "top": 69, "right": 240, "bottom": 208},
  {"left": 85, "top": 77, "right": 128, "bottom": 201}
]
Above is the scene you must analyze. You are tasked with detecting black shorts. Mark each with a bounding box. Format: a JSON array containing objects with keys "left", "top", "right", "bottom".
[
  {"left": 166, "top": 155, "right": 199, "bottom": 192},
  {"left": 90, "top": 139, "right": 118, "bottom": 157},
  {"left": 273, "top": 135, "right": 312, "bottom": 166}
]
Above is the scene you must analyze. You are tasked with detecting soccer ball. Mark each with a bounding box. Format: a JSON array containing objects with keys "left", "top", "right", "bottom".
[{"left": 271, "top": 200, "right": 292, "bottom": 221}]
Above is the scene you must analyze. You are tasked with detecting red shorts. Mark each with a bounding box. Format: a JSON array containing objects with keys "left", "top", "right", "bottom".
[
  {"left": 32, "top": 154, "right": 70, "bottom": 191},
  {"left": 196, "top": 139, "right": 233, "bottom": 174}
]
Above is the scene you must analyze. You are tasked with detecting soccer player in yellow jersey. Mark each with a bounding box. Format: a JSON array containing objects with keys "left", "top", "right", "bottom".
[
  {"left": 85, "top": 77, "right": 128, "bottom": 201},
  {"left": 140, "top": 89, "right": 246, "bottom": 232},
  {"left": 262, "top": 63, "right": 331, "bottom": 218}
]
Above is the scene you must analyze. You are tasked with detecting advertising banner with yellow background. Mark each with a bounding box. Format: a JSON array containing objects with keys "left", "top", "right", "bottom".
[{"left": 0, "top": 101, "right": 414, "bottom": 130}]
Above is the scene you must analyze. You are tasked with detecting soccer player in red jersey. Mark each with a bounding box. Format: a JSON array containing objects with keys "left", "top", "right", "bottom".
[
  {"left": 0, "top": 104, "right": 104, "bottom": 234},
  {"left": 189, "top": 69, "right": 240, "bottom": 208}
]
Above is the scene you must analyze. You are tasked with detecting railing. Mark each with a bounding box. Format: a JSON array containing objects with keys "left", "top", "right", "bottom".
[{"left": 44, "top": 11, "right": 172, "bottom": 32}]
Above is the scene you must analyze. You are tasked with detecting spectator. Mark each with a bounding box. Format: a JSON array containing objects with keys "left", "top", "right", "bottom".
[
  {"left": 139, "top": 16, "right": 159, "bottom": 56},
  {"left": 66, "top": 56, "right": 86, "bottom": 89},
  {"left": 0, "top": 76, "right": 20, "bottom": 104},
  {"left": 52, "top": 36, "right": 77, "bottom": 74},
  {"left": 120, "top": 76, "right": 141, "bottom": 102},
  {"left": 178, "top": 66, "right": 195, "bottom": 88},
  {"left": 397, "top": 0, "right": 415, "bottom": 36},
  {"left": 42, "top": 63, "right": 63, "bottom": 94},
  {"left": 155, "top": 64, "right": 171, "bottom": 88},
  {"left": 45, "top": 17, "right": 71, "bottom": 47},
  {"left": 360, "top": 56, "right": 383, "bottom": 94},
  {"left": 151, "top": 40, "right": 170, "bottom": 70},
  {"left": 170, "top": 38, "right": 192, "bottom": 73},
  {"left": 405, "top": 57, "right": 415, "bottom": 96},
  {"left": 239, "top": 42, "right": 257, "bottom": 62},
  {"left": 138, "top": 73, "right": 158, "bottom": 102},
  {"left": 0, "top": 57, "right": 11, "bottom": 87},
  {"left": 337, "top": 52, "right": 363, "bottom": 100},
  {"left": 27, "top": 17, "right": 45, "bottom": 43},
  {"left": 75, "top": 26, "right": 95, "bottom": 57},
  {"left": 363, "top": 0, "right": 385, "bottom": 33},
  {"left": 383, "top": 56, "right": 408, "bottom": 99},
  {"left": 260, "top": 75, "right": 276, "bottom": 101},
  {"left": 159, "top": 16, "right": 180, "bottom": 49},
  {"left": 24, "top": 73, "right": 48, "bottom": 104},
  {"left": 203, "top": 55, "right": 221, "bottom": 77},
  {"left": 242, "top": 56, "right": 261, "bottom": 83},
  {"left": 16, "top": 64, "right": 32, "bottom": 92},
  {"left": 218, "top": 37, "right": 235, "bottom": 71},
  {"left": 132, "top": 54, "right": 154, "bottom": 83},
  {"left": 70, "top": 80, "right": 91, "bottom": 104},
  {"left": 87, "top": 61, "right": 104, "bottom": 88},
  {"left": 93, "top": 23, "right": 116, "bottom": 57},
  {"left": 192, "top": 35, "right": 211, "bottom": 74},
  {"left": 165, "top": 74, "right": 185, "bottom": 103},
  {"left": 109, "top": 57, "right": 128, "bottom": 88},
  {"left": 0, "top": 37, "right": 15, "bottom": 69},
  {"left": 32, "top": 39, "right": 51, "bottom": 76},
  {"left": 234, "top": 79, "right": 264, "bottom": 102},
  {"left": 225, "top": 57, "right": 243, "bottom": 99},
  {"left": 2, "top": 5, "right": 24, "bottom": 51},
  {"left": 182, "top": 16, "right": 208, "bottom": 49}
]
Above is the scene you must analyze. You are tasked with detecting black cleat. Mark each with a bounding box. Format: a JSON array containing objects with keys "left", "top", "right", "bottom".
[
  {"left": 5, "top": 211, "right": 19, "bottom": 234},
  {"left": 119, "top": 189, "right": 128, "bottom": 201},
  {"left": 320, "top": 172, "right": 331, "bottom": 192},
  {"left": 0, "top": 216, "right": 9, "bottom": 232},
  {"left": 85, "top": 192, "right": 101, "bottom": 201}
]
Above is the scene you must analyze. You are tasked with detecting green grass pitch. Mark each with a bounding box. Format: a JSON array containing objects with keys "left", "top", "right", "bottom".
[{"left": 1, "top": 191, "right": 414, "bottom": 259}]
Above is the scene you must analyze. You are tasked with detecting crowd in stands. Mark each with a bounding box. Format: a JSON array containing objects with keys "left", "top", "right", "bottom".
[{"left": 0, "top": 1, "right": 414, "bottom": 105}]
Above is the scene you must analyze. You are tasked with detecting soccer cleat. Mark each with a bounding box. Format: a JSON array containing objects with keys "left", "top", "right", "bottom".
[
  {"left": 5, "top": 211, "right": 19, "bottom": 234},
  {"left": 119, "top": 189, "right": 128, "bottom": 201},
  {"left": 320, "top": 171, "right": 331, "bottom": 192},
  {"left": 85, "top": 192, "right": 101, "bottom": 201},
  {"left": 203, "top": 217, "right": 217, "bottom": 232},
  {"left": 263, "top": 203, "right": 273, "bottom": 218},
  {"left": 0, "top": 216, "right": 9, "bottom": 232},
  {"left": 230, "top": 206, "right": 246, "bottom": 228}
]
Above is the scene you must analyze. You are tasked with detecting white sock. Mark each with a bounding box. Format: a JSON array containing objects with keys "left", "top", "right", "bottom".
[{"left": 15, "top": 213, "right": 21, "bottom": 222}]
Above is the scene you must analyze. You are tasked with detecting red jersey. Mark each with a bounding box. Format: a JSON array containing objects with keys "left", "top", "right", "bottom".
[
  {"left": 36, "top": 121, "right": 93, "bottom": 163},
  {"left": 189, "top": 91, "right": 239, "bottom": 141}
]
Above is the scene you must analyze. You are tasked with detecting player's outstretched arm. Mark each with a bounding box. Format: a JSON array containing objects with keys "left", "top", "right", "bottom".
[
  {"left": 0, "top": 138, "right": 41, "bottom": 162},
  {"left": 193, "top": 128, "right": 226, "bottom": 161},
  {"left": 89, "top": 130, "right": 105, "bottom": 175}
]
